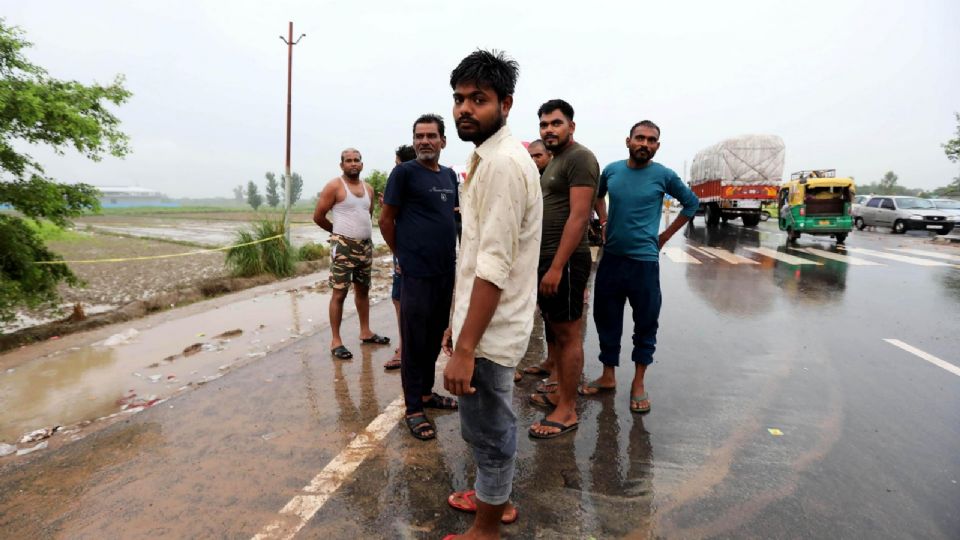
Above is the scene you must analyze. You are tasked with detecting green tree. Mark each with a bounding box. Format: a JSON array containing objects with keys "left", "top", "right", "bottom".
[
  {"left": 232, "top": 184, "right": 245, "bottom": 201},
  {"left": 287, "top": 172, "right": 303, "bottom": 205},
  {"left": 247, "top": 180, "right": 262, "bottom": 210},
  {"left": 264, "top": 172, "right": 279, "bottom": 208},
  {"left": 0, "top": 19, "right": 131, "bottom": 322},
  {"left": 365, "top": 169, "right": 388, "bottom": 220},
  {"left": 941, "top": 112, "right": 960, "bottom": 191},
  {"left": 943, "top": 112, "right": 960, "bottom": 164},
  {"left": 878, "top": 171, "right": 898, "bottom": 194}
]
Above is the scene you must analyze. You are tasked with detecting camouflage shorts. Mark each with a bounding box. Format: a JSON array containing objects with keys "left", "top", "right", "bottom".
[{"left": 329, "top": 234, "right": 373, "bottom": 290}]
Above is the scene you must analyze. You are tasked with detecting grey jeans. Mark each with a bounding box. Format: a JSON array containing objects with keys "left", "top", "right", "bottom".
[{"left": 458, "top": 357, "right": 517, "bottom": 506}]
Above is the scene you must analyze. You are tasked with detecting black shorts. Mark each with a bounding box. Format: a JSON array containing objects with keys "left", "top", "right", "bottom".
[{"left": 537, "top": 251, "right": 592, "bottom": 323}]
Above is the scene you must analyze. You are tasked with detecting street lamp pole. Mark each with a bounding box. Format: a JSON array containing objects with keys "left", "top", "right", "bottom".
[{"left": 280, "top": 22, "right": 305, "bottom": 244}]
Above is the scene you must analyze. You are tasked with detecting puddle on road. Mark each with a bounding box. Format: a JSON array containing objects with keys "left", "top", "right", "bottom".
[{"left": 0, "top": 272, "right": 391, "bottom": 445}]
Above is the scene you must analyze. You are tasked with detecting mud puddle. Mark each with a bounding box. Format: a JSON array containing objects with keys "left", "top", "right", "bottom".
[{"left": 0, "top": 269, "right": 392, "bottom": 451}]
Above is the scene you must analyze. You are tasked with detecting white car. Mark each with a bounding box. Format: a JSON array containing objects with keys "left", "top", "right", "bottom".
[
  {"left": 930, "top": 198, "right": 960, "bottom": 220},
  {"left": 851, "top": 194, "right": 873, "bottom": 218},
  {"left": 855, "top": 196, "right": 957, "bottom": 235}
]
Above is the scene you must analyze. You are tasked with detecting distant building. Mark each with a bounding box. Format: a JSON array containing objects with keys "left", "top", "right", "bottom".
[{"left": 94, "top": 186, "right": 178, "bottom": 208}]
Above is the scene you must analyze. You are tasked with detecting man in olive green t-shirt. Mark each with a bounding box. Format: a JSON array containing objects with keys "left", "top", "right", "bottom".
[{"left": 529, "top": 99, "right": 599, "bottom": 440}]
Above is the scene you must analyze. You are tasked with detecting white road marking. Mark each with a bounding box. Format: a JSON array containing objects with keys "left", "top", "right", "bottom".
[
  {"left": 743, "top": 247, "right": 821, "bottom": 265},
  {"left": 663, "top": 247, "right": 701, "bottom": 264},
  {"left": 687, "top": 245, "right": 717, "bottom": 259},
  {"left": 252, "top": 396, "right": 406, "bottom": 540},
  {"left": 887, "top": 248, "right": 960, "bottom": 263},
  {"left": 843, "top": 247, "right": 951, "bottom": 267},
  {"left": 884, "top": 339, "right": 960, "bottom": 378},
  {"left": 699, "top": 247, "right": 759, "bottom": 264},
  {"left": 796, "top": 247, "right": 884, "bottom": 266}
]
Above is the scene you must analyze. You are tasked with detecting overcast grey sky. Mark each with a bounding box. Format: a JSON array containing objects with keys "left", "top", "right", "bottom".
[{"left": 7, "top": 0, "right": 960, "bottom": 198}]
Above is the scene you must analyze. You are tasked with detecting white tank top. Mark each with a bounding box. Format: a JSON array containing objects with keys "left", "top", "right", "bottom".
[{"left": 331, "top": 177, "right": 372, "bottom": 240}]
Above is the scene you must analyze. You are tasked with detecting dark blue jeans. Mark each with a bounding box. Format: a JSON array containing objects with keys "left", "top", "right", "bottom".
[{"left": 592, "top": 252, "right": 662, "bottom": 367}]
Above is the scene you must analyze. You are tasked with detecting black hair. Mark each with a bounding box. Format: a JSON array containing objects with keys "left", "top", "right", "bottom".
[
  {"left": 412, "top": 113, "right": 446, "bottom": 138},
  {"left": 629, "top": 120, "right": 661, "bottom": 139},
  {"left": 537, "top": 99, "right": 574, "bottom": 121},
  {"left": 528, "top": 139, "right": 546, "bottom": 149},
  {"left": 395, "top": 144, "right": 416, "bottom": 162},
  {"left": 449, "top": 49, "right": 519, "bottom": 101},
  {"left": 340, "top": 148, "right": 362, "bottom": 163}
]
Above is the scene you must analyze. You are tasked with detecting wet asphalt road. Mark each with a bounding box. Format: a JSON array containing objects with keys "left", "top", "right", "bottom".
[{"left": 1, "top": 219, "right": 958, "bottom": 539}]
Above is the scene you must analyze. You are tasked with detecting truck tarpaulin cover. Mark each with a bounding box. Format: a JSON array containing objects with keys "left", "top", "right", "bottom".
[{"left": 690, "top": 135, "right": 785, "bottom": 187}]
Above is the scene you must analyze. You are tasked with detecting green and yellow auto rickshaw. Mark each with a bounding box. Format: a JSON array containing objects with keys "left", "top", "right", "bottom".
[{"left": 778, "top": 170, "right": 855, "bottom": 244}]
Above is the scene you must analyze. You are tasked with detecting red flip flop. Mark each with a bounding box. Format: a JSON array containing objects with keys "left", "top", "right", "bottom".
[{"left": 446, "top": 489, "right": 519, "bottom": 524}]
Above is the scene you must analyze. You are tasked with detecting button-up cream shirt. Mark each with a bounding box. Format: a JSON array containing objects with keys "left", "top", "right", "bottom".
[{"left": 452, "top": 125, "right": 543, "bottom": 368}]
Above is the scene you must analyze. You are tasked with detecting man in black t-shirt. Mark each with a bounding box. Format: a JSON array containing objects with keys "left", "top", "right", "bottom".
[
  {"left": 380, "top": 114, "right": 460, "bottom": 441},
  {"left": 528, "top": 99, "right": 599, "bottom": 440}
]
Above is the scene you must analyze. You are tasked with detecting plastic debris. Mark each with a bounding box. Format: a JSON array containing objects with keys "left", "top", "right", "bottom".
[
  {"left": 97, "top": 328, "right": 139, "bottom": 347},
  {"left": 767, "top": 428, "right": 784, "bottom": 437},
  {"left": 0, "top": 443, "right": 16, "bottom": 457},
  {"left": 196, "top": 332, "right": 206, "bottom": 337},
  {"left": 261, "top": 431, "right": 281, "bottom": 441},
  {"left": 148, "top": 374, "right": 163, "bottom": 383},
  {"left": 16, "top": 441, "right": 48, "bottom": 456}
]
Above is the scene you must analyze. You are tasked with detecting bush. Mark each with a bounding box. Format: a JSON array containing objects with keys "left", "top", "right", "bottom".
[
  {"left": 225, "top": 219, "right": 295, "bottom": 277},
  {"left": 298, "top": 241, "right": 329, "bottom": 261}
]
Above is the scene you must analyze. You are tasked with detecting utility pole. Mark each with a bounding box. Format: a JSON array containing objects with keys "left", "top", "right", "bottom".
[{"left": 280, "top": 22, "right": 305, "bottom": 243}]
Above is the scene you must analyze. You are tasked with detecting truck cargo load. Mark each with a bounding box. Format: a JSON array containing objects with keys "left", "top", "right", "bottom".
[{"left": 690, "top": 134, "right": 785, "bottom": 227}]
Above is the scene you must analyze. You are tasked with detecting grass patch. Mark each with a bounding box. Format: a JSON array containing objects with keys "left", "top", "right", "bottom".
[
  {"left": 298, "top": 241, "right": 330, "bottom": 261},
  {"left": 225, "top": 219, "right": 296, "bottom": 277},
  {"left": 23, "top": 219, "right": 88, "bottom": 243}
]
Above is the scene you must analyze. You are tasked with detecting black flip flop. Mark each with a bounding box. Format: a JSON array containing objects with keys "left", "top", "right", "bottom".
[
  {"left": 331, "top": 345, "right": 353, "bottom": 359},
  {"left": 405, "top": 413, "right": 436, "bottom": 441},
  {"left": 528, "top": 393, "right": 556, "bottom": 409},
  {"left": 529, "top": 418, "right": 579, "bottom": 439},
  {"left": 423, "top": 392, "right": 458, "bottom": 410},
  {"left": 360, "top": 334, "right": 390, "bottom": 345}
]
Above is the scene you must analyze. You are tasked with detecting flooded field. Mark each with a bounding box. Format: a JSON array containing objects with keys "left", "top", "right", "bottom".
[
  {"left": 3, "top": 214, "right": 388, "bottom": 334},
  {"left": 76, "top": 215, "right": 386, "bottom": 247}
]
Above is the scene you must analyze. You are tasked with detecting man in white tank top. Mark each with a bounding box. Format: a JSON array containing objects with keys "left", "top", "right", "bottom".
[{"left": 313, "top": 148, "right": 390, "bottom": 360}]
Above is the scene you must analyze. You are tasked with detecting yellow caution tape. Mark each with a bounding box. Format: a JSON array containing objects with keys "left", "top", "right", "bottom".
[{"left": 35, "top": 234, "right": 286, "bottom": 265}]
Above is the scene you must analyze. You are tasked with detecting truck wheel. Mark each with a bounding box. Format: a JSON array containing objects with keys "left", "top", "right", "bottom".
[
  {"left": 741, "top": 214, "right": 760, "bottom": 227},
  {"left": 705, "top": 204, "right": 721, "bottom": 226},
  {"left": 936, "top": 228, "right": 953, "bottom": 236},
  {"left": 854, "top": 216, "right": 865, "bottom": 230},
  {"left": 835, "top": 233, "right": 847, "bottom": 244},
  {"left": 892, "top": 220, "right": 906, "bottom": 234}
]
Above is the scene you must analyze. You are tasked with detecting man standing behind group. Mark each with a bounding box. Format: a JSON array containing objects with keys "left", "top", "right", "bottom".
[
  {"left": 582, "top": 120, "right": 698, "bottom": 414},
  {"left": 528, "top": 99, "right": 599, "bottom": 440},
  {"left": 442, "top": 50, "right": 542, "bottom": 540},
  {"left": 380, "top": 115, "right": 460, "bottom": 441},
  {"left": 314, "top": 148, "right": 390, "bottom": 360},
  {"left": 527, "top": 139, "right": 551, "bottom": 174}
]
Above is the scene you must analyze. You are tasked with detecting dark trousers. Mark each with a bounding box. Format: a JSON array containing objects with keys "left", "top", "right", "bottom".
[
  {"left": 592, "top": 252, "right": 662, "bottom": 367},
  {"left": 400, "top": 272, "right": 455, "bottom": 414}
]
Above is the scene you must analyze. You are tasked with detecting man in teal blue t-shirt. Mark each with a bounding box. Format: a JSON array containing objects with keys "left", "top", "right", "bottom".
[{"left": 579, "top": 120, "right": 699, "bottom": 414}]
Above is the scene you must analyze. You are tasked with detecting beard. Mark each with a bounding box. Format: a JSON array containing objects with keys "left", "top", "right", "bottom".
[
  {"left": 343, "top": 170, "right": 361, "bottom": 180},
  {"left": 416, "top": 148, "right": 438, "bottom": 161},
  {"left": 543, "top": 133, "right": 570, "bottom": 153},
  {"left": 456, "top": 111, "right": 505, "bottom": 144},
  {"left": 631, "top": 147, "right": 656, "bottom": 165}
]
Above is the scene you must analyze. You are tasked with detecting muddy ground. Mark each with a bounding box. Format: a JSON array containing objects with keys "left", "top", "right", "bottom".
[{"left": 3, "top": 223, "right": 392, "bottom": 350}]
